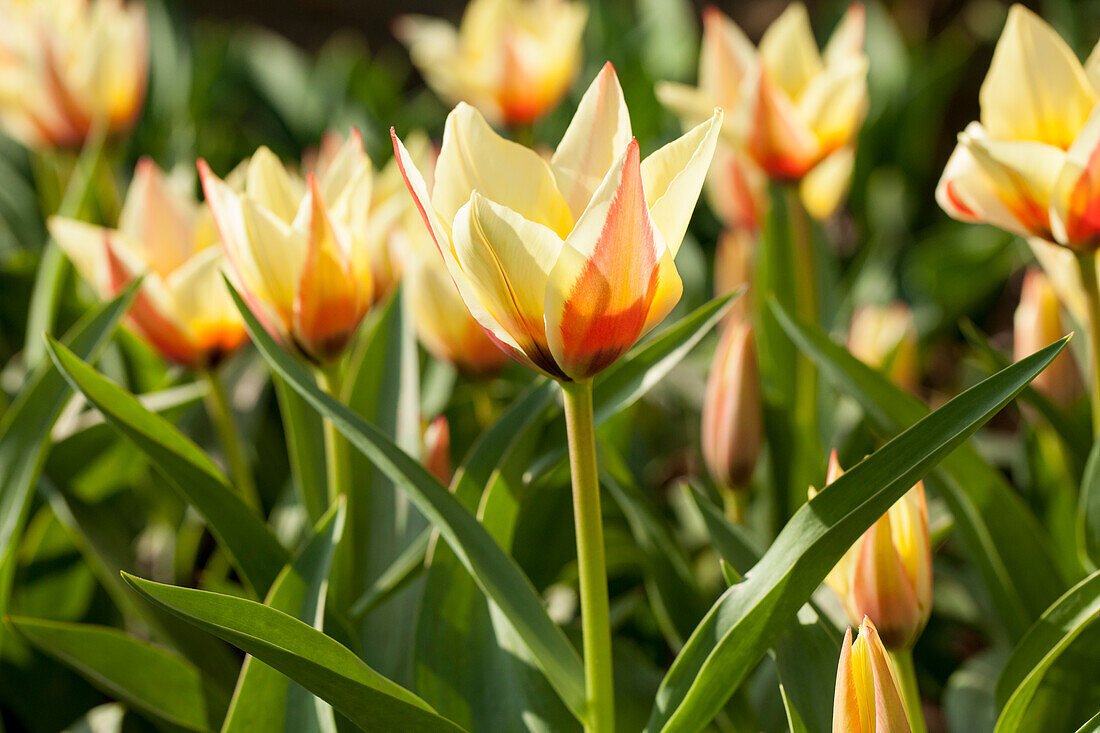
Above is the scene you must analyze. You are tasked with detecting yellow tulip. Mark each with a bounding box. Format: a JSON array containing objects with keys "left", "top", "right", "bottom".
[
  {"left": 0, "top": 0, "right": 147, "bottom": 150},
  {"left": 937, "top": 4, "right": 1100, "bottom": 250},
  {"left": 833, "top": 618, "right": 912, "bottom": 733},
  {"left": 393, "top": 63, "right": 722, "bottom": 381},
  {"left": 395, "top": 0, "right": 587, "bottom": 126},
  {"left": 657, "top": 4, "right": 867, "bottom": 217},
  {"left": 848, "top": 302, "right": 920, "bottom": 392},
  {"left": 199, "top": 133, "right": 376, "bottom": 363},
  {"left": 815, "top": 453, "right": 932, "bottom": 650},
  {"left": 1015, "top": 268, "right": 1082, "bottom": 408},
  {"left": 48, "top": 158, "right": 245, "bottom": 367},
  {"left": 701, "top": 321, "right": 762, "bottom": 491}
]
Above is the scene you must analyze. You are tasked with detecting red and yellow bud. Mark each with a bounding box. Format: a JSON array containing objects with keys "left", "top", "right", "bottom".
[
  {"left": 423, "top": 415, "right": 452, "bottom": 485},
  {"left": 393, "top": 63, "right": 722, "bottom": 381},
  {"left": 816, "top": 453, "right": 933, "bottom": 649},
  {"left": 395, "top": 0, "right": 587, "bottom": 126},
  {"left": 200, "top": 134, "right": 378, "bottom": 363},
  {"left": 0, "top": 0, "right": 147, "bottom": 150},
  {"left": 1015, "top": 268, "right": 1082, "bottom": 408},
  {"left": 701, "top": 321, "right": 762, "bottom": 491},
  {"left": 937, "top": 4, "right": 1100, "bottom": 250},
  {"left": 833, "top": 618, "right": 912, "bottom": 733},
  {"left": 714, "top": 229, "right": 754, "bottom": 323},
  {"left": 49, "top": 158, "right": 245, "bottom": 368},
  {"left": 848, "top": 302, "right": 920, "bottom": 393}
]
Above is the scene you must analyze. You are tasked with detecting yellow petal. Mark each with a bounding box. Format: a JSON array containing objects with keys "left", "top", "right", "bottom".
[
  {"left": 165, "top": 246, "right": 246, "bottom": 358},
  {"left": 936, "top": 124, "right": 1033, "bottom": 237},
  {"left": 1050, "top": 101, "right": 1100, "bottom": 247},
  {"left": 1086, "top": 37, "right": 1100, "bottom": 91},
  {"left": 800, "top": 146, "right": 856, "bottom": 220},
  {"left": 745, "top": 69, "right": 821, "bottom": 179},
  {"left": 797, "top": 56, "right": 868, "bottom": 154},
  {"left": 245, "top": 146, "right": 304, "bottom": 224},
  {"left": 979, "top": 4, "right": 1097, "bottom": 149},
  {"left": 698, "top": 7, "right": 756, "bottom": 109},
  {"left": 823, "top": 2, "right": 866, "bottom": 65},
  {"left": 655, "top": 81, "right": 723, "bottom": 130},
  {"left": 47, "top": 217, "right": 113, "bottom": 295},
  {"left": 758, "top": 2, "right": 823, "bottom": 101},
  {"left": 117, "top": 158, "right": 195, "bottom": 279}
]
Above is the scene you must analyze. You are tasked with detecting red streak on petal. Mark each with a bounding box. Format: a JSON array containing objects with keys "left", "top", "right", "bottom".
[
  {"left": 944, "top": 179, "right": 979, "bottom": 220},
  {"left": 1064, "top": 141, "right": 1100, "bottom": 247}
]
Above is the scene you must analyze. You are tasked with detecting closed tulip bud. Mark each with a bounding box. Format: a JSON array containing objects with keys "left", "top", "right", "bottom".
[
  {"left": 937, "top": 4, "right": 1100, "bottom": 250},
  {"left": 199, "top": 132, "right": 379, "bottom": 363},
  {"left": 423, "top": 415, "right": 452, "bottom": 484},
  {"left": 1015, "top": 268, "right": 1082, "bottom": 408},
  {"left": 701, "top": 322, "right": 762, "bottom": 491},
  {"left": 393, "top": 63, "right": 722, "bottom": 381},
  {"left": 815, "top": 452, "right": 932, "bottom": 650},
  {"left": 833, "top": 618, "right": 912, "bottom": 733},
  {"left": 0, "top": 0, "right": 148, "bottom": 150},
  {"left": 395, "top": 0, "right": 587, "bottom": 127},
  {"left": 49, "top": 158, "right": 245, "bottom": 368},
  {"left": 714, "top": 229, "right": 754, "bottom": 323},
  {"left": 848, "top": 303, "right": 920, "bottom": 393}
]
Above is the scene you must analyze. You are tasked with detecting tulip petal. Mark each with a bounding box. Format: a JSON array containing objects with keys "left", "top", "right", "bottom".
[
  {"left": 1086, "top": 37, "right": 1100, "bottom": 91},
  {"left": 746, "top": 68, "right": 821, "bottom": 179},
  {"left": 118, "top": 158, "right": 195, "bottom": 279},
  {"left": 823, "top": 3, "right": 866, "bottom": 65},
  {"left": 433, "top": 103, "right": 572, "bottom": 236},
  {"left": 936, "top": 125, "right": 1032, "bottom": 237},
  {"left": 798, "top": 56, "right": 868, "bottom": 155},
  {"left": 699, "top": 7, "right": 756, "bottom": 107},
  {"left": 245, "top": 147, "right": 303, "bottom": 224},
  {"left": 48, "top": 217, "right": 113, "bottom": 295},
  {"left": 641, "top": 108, "right": 723, "bottom": 256},
  {"left": 851, "top": 512, "right": 922, "bottom": 649},
  {"left": 166, "top": 246, "right": 246, "bottom": 359},
  {"left": 552, "top": 62, "right": 633, "bottom": 221},
  {"left": 861, "top": 623, "right": 912, "bottom": 732},
  {"left": 706, "top": 144, "right": 767, "bottom": 232},
  {"left": 833, "top": 627, "right": 866, "bottom": 733},
  {"left": 758, "top": 2, "right": 823, "bottom": 100},
  {"left": 1051, "top": 101, "right": 1100, "bottom": 247},
  {"left": 801, "top": 145, "right": 856, "bottom": 220},
  {"left": 979, "top": 4, "right": 1097, "bottom": 149},
  {"left": 546, "top": 139, "right": 668, "bottom": 380},
  {"left": 654, "top": 82, "right": 723, "bottom": 131}
]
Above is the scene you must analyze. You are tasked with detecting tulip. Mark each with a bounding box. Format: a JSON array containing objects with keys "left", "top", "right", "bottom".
[
  {"left": 833, "top": 618, "right": 912, "bottom": 733},
  {"left": 657, "top": 4, "right": 867, "bottom": 217},
  {"left": 199, "top": 132, "right": 378, "bottom": 363},
  {"left": 848, "top": 302, "right": 920, "bottom": 392},
  {"left": 815, "top": 452, "right": 932, "bottom": 650},
  {"left": 0, "top": 0, "right": 148, "bottom": 150},
  {"left": 701, "top": 321, "right": 762, "bottom": 492},
  {"left": 423, "top": 415, "right": 452, "bottom": 485},
  {"left": 395, "top": 0, "right": 588, "bottom": 127},
  {"left": 48, "top": 158, "right": 245, "bottom": 368},
  {"left": 713, "top": 228, "right": 754, "bottom": 323},
  {"left": 1015, "top": 268, "right": 1082, "bottom": 408},
  {"left": 392, "top": 62, "right": 723, "bottom": 382}
]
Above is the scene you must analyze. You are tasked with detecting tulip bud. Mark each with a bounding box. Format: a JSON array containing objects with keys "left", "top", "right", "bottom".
[
  {"left": 701, "top": 322, "right": 763, "bottom": 491},
  {"left": 848, "top": 303, "right": 920, "bottom": 392},
  {"left": 833, "top": 618, "right": 912, "bottom": 733},
  {"left": 714, "top": 229, "right": 754, "bottom": 324},
  {"left": 423, "top": 415, "right": 452, "bottom": 484},
  {"left": 1014, "top": 268, "right": 1081, "bottom": 408},
  {"left": 815, "top": 452, "right": 932, "bottom": 649}
]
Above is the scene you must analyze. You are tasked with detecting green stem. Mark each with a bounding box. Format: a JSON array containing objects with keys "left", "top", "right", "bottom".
[
  {"left": 316, "top": 364, "right": 351, "bottom": 506},
  {"left": 1075, "top": 251, "right": 1100, "bottom": 435},
  {"left": 785, "top": 186, "right": 817, "bottom": 327},
  {"left": 561, "top": 379, "right": 614, "bottom": 733},
  {"left": 889, "top": 648, "right": 927, "bottom": 733},
  {"left": 201, "top": 367, "right": 261, "bottom": 513}
]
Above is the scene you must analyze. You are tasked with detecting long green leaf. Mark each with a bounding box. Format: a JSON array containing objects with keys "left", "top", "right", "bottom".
[
  {"left": 9, "top": 617, "right": 226, "bottom": 732},
  {"left": 994, "top": 570, "right": 1100, "bottom": 732},
  {"left": 274, "top": 375, "right": 328, "bottom": 524},
  {"left": 644, "top": 333, "right": 1069, "bottom": 731},
  {"left": 1075, "top": 710, "right": 1100, "bottom": 733},
  {"left": 773, "top": 300, "right": 1064, "bottom": 638},
  {"left": 121, "top": 574, "right": 465, "bottom": 733},
  {"left": 1079, "top": 435, "right": 1100, "bottom": 568},
  {"left": 45, "top": 337, "right": 289, "bottom": 596},
  {"left": 227, "top": 281, "right": 587, "bottom": 723}
]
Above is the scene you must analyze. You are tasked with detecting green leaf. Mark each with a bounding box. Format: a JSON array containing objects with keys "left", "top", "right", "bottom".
[
  {"left": 994, "top": 570, "right": 1100, "bottom": 732},
  {"left": 1079, "top": 435, "right": 1100, "bottom": 568},
  {"left": 227, "top": 280, "right": 587, "bottom": 723},
  {"left": 1075, "top": 710, "right": 1100, "bottom": 733},
  {"left": 223, "top": 500, "right": 346, "bottom": 733},
  {"left": 121, "top": 574, "right": 465, "bottom": 733},
  {"left": 350, "top": 528, "right": 429, "bottom": 619},
  {"left": 44, "top": 337, "right": 289, "bottom": 597},
  {"left": 274, "top": 374, "right": 328, "bottom": 525},
  {"left": 8, "top": 617, "right": 226, "bottom": 731},
  {"left": 773, "top": 299, "right": 1065, "bottom": 638},
  {"left": 644, "top": 331, "right": 1069, "bottom": 731}
]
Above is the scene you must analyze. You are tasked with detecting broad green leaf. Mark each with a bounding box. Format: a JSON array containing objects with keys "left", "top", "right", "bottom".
[
  {"left": 773, "top": 300, "right": 1065, "bottom": 638},
  {"left": 223, "top": 501, "right": 346, "bottom": 733},
  {"left": 274, "top": 375, "right": 327, "bottom": 524},
  {"left": 227, "top": 281, "right": 587, "bottom": 723},
  {"left": 45, "top": 337, "right": 289, "bottom": 596},
  {"left": 644, "top": 334, "right": 1068, "bottom": 731},
  {"left": 350, "top": 528, "right": 429, "bottom": 619},
  {"left": 1076, "top": 710, "right": 1100, "bottom": 733},
  {"left": 943, "top": 648, "right": 1004, "bottom": 733},
  {"left": 9, "top": 617, "right": 226, "bottom": 731},
  {"left": 50, "top": 381, "right": 208, "bottom": 443},
  {"left": 1080, "top": 435, "right": 1100, "bottom": 568},
  {"left": 994, "top": 570, "right": 1100, "bottom": 732},
  {"left": 121, "top": 574, "right": 465, "bottom": 733}
]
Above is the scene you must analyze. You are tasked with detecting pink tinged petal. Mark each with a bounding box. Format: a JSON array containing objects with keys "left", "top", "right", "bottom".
[
  {"left": 1051, "top": 101, "right": 1100, "bottom": 248},
  {"left": 699, "top": 7, "right": 756, "bottom": 107},
  {"left": 118, "top": 157, "right": 196, "bottom": 278},
  {"left": 746, "top": 68, "right": 821, "bottom": 180},
  {"left": 1014, "top": 268, "right": 1082, "bottom": 406},
  {"left": 851, "top": 512, "right": 923, "bottom": 649},
  {"left": 824, "top": 3, "right": 866, "bottom": 64},
  {"left": 706, "top": 145, "right": 768, "bottom": 233},
  {"left": 546, "top": 139, "right": 669, "bottom": 380},
  {"left": 701, "top": 322, "right": 762, "bottom": 490},
  {"left": 861, "top": 622, "right": 912, "bottom": 732},
  {"left": 832, "top": 627, "right": 863, "bottom": 733},
  {"left": 552, "top": 61, "right": 633, "bottom": 220}
]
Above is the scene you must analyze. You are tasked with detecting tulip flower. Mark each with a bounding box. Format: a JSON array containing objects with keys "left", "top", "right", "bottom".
[
  {"left": 423, "top": 415, "right": 452, "bottom": 485},
  {"left": 392, "top": 62, "right": 723, "bottom": 382},
  {"left": 199, "top": 133, "right": 378, "bottom": 363},
  {"left": 714, "top": 229, "right": 754, "bottom": 323},
  {"left": 815, "top": 452, "right": 932, "bottom": 650},
  {"left": 48, "top": 158, "right": 245, "bottom": 368},
  {"left": 833, "top": 618, "right": 912, "bottom": 733},
  {"left": 395, "top": 0, "right": 588, "bottom": 127},
  {"left": 701, "top": 321, "right": 762, "bottom": 492},
  {"left": 1015, "top": 268, "right": 1082, "bottom": 408},
  {"left": 0, "top": 0, "right": 148, "bottom": 150},
  {"left": 657, "top": 4, "right": 867, "bottom": 218},
  {"left": 848, "top": 302, "right": 920, "bottom": 393}
]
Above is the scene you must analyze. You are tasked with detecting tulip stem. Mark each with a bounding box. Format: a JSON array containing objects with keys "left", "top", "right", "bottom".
[
  {"left": 201, "top": 367, "right": 261, "bottom": 513},
  {"left": 889, "top": 649, "right": 927, "bottom": 733},
  {"left": 561, "top": 379, "right": 614, "bottom": 733},
  {"left": 1075, "top": 252, "right": 1100, "bottom": 435},
  {"left": 316, "top": 364, "right": 351, "bottom": 506}
]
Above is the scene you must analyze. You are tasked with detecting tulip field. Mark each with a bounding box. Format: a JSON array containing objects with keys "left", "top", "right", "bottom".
[{"left": 3, "top": 0, "right": 1100, "bottom": 730}]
